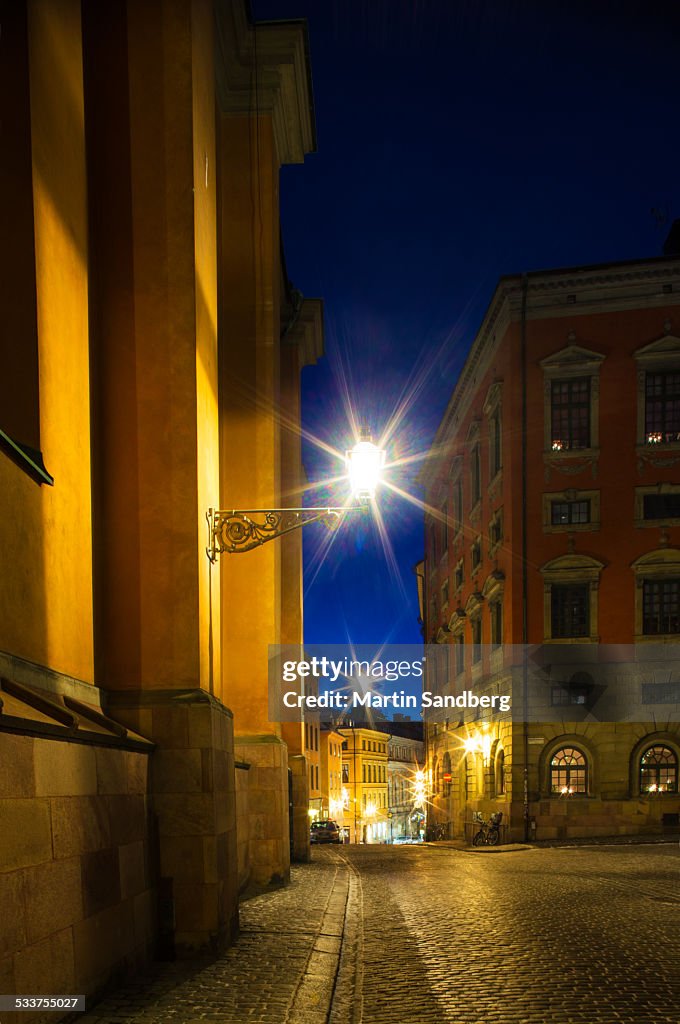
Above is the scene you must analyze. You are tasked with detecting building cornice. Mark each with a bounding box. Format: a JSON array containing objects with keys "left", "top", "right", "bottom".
[
  {"left": 214, "top": 1, "right": 316, "bottom": 165},
  {"left": 421, "top": 255, "right": 680, "bottom": 491},
  {"left": 285, "top": 298, "right": 324, "bottom": 369}
]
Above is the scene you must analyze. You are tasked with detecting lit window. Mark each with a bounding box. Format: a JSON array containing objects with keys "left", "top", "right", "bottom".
[
  {"left": 642, "top": 579, "right": 680, "bottom": 635},
  {"left": 550, "top": 747, "right": 587, "bottom": 794},
  {"left": 645, "top": 372, "right": 680, "bottom": 445},
  {"left": 550, "top": 378, "right": 590, "bottom": 450},
  {"left": 495, "top": 748, "right": 505, "bottom": 796},
  {"left": 640, "top": 745, "right": 678, "bottom": 793}
]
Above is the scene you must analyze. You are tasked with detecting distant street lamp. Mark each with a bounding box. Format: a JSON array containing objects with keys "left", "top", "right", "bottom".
[{"left": 206, "top": 432, "right": 385, "bottom": 559}]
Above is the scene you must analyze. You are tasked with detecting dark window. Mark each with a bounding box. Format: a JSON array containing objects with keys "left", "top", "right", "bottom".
[
  {"left": 551, "top": 500, "right": 590, "bottom": 526},
  {"left": 471, "top": 618, "right": 482, "bottom": 663},
  {"left": 471, "top": 539, "right": 481, "bottom": 570},
  {"left": 645, "top": 372, "right": 680, "bottom": 444},
  {"left": 490, "top": 601, "right": 503, "bottom": 648},
  {"left": 643, "top": 579, "right": 680, "bottom": 635},
  {"left": 490, "top": 408, "right": 502, "bottom": 477},
  {"left": 551, "top": 584, "right": 589, "bottom": 638},
  {"left": 643, "top": 493, "right": 680, "bottom": 520},
  {"left": 551, "top": 683, "right": 591, "bottom": 706},
  {"left": 471, "top": 444, "right": 481, "bottom": 505},
  {"left": 342, "top": 763, "right": 349, "bottom": 783},
  {"left": 442, "top": 580, "right": 449, "bottom": 607},
  {"left": 550, "top": 747, "right": 587, "bottom": 794},
  {"left": 454, "top": 561, "right": 464, "bottom": 590},
  {"left": 453, "top": 478, "right": 463, "bottom": 532},
  {"left": 640, "top": 745, "right": 678, "bottom": 794},
  {"left": 551, "top": 378, "right": 590, "bottom": 450},
  {"left": 490, "top": 514, "right": 502, "bottom": 547},
  {"left": 455, "top": 635, "right": 464, "bottom": 675}
]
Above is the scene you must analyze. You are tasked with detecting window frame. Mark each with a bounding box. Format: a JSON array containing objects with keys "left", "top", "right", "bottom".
[
  {"left": 540, "top": 343, "right": 605, "bottom": 479},
  {"left": 483, "top": 382, "right": 503, "bottom": 486},
  {"left": 631, "top": 548, "right": 680, "bottom": 641},
  {"left": 639, "top": 744, "right": 678, "bottom": 794},
  {"left": 635, "top": 484, "right": 680, "bottom": 528},
  {"left": 549, "top": 746, "right": 588, "bottom": 796},
  {"left": 540, "top": 554, "right": 603, "bottom": 643},
  {"left": 635, "top": 332, "right": 680, "bottom": 469}
]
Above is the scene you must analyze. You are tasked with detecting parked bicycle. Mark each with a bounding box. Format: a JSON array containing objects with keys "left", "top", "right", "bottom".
[
  {"left": 471, "top": 811, "right": 503, "bottom": 846},
  {"left": 426, "top": 822, "right": 449, "bottom": 841}
]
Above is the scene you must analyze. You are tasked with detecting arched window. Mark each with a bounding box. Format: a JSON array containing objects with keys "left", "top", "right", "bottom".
[
  {"left": 640, "top": 745, "right": 678, "bottom": 793},
  {"left": 495, "top": 748, "right": 506, "bottom": 796},
  {"left": 550, "top": 747, "right": 587, "bottom": 794},
  {"left": 442, "top": 752, "right": 452, "bottom": 797}
]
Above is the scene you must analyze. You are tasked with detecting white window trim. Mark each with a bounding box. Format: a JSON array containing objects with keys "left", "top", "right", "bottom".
[
  {"left": 483, "top": 381, "right": 503, "bottom": 491},
  {"left": 540, "top": 342, "right": 605, "bottom": 481},
  {"left": 540, "top": 553, "right": 604, "bottom": 643},
  {"left": 488, "top": 506, "right": 504, "bottom": 555},
  {"left": 631, "top": 547, "right": 680, "bottom": 642},
  {"left": 635, "top": 483, "right": 680, "bottom": 529},
  {"left": 449, "top": 455, "right": 464, "bottom": 540},
  {"left": 542, "top": 489, "right": 600, "bottom": 533},
  {"left": 635, "top": 331, "right": 680, "bottom": 469}
]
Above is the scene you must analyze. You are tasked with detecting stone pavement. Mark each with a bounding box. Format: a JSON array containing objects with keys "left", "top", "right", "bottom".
[
  {"left": 79, "top": 842, "right": 680, "bottom": 1024},
  {"left": 79, "top": 849, "right": 353, "bottom": 1024}
]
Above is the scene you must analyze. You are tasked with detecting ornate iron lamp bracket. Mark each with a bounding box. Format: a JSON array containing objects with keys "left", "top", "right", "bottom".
[{"left": 206, "top": 505, "right": 366, "bottom": 560}]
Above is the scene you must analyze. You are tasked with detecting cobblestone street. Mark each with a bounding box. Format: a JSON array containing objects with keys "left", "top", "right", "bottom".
[{"left": 81, "top": 843, "right": 680, "bottom": 1024}]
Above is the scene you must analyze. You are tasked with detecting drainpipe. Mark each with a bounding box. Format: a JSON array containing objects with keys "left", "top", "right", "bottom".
[{"left": 520, "top": 274, "right": 530, "bottom": 842}]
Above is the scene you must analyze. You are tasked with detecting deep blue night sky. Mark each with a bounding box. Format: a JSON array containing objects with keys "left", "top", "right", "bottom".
[{"left": 253, "top": 0, "right": 680, "bottom": 646}]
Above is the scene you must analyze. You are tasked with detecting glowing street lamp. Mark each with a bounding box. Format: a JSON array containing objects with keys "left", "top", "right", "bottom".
[
  {"left": 206, "top": 432, "right": 385, "bottom": 558},
  {"left": 346, "top": 432, "right": 385, "bottom": 502}
]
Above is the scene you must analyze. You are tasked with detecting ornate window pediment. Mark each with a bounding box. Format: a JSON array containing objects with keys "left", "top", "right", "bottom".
[
  {"left": 540, "top": 554, "right": 604, "bottom": 642},
  {"left": 635, "top": 329, "right": 680, "bottom": 463},
  {"left": 482, "top": 570, "right": 505, "bottom": 601},
  {"left": 541, "top": 341, "right": 605, "bottom": 481},
  {"left": 448, "top": 606, "right": 466, "bottom": 633},
  {"left": 540, "top": 553, "right": 604, "bottom": 582},
  {"left": 634, "top": 333, "right": 680, "bottom": 367},
  {"left": 482, "top": 382, "right": 503, "bottom": 415},
  {"left": 464, "top": 591, "right": 484, "bottom": 617},
  {"left": 631, "top": 547, "right": 680, "bottom": 574},
  {"left": 540, "top": 344, "right": 606, "bottom": 377}
]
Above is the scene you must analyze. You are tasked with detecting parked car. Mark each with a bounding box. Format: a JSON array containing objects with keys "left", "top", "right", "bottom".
[
  {"left": 310, "top": 819, "right": 341, "bottom": 844},
  {"left": 392, "top": 835, "right": 420, "bottom": 845}
]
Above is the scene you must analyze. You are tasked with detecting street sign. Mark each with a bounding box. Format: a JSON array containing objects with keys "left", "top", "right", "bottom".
[{"left": 443, "top": 772, "right": 452, "bottom": 782}]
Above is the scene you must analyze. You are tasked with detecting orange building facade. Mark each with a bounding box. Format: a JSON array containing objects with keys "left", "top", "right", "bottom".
[
  {"left": 0, "top": 0, "right": 321, "bottom": 1013},
  {"left": 422, "top": 242, "right": 680, "bottom": 842}
]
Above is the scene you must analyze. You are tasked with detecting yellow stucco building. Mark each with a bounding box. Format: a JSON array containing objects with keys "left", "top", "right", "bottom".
[
  {"left": 0, "top": 0, "right": 321, "bottom": 1013},
  {"left": 338, "top": 727, "right": 390, "bottom": 843}
]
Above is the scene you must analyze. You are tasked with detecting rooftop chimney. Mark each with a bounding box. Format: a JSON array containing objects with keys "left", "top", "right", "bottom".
[{"left": 663, "top": 219, "right": 680, "bottom": 256}]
